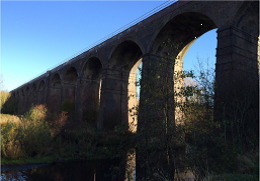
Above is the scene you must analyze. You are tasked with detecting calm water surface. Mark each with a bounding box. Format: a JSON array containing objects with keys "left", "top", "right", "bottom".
[{"left": 1, "top": 158, "right": 132, "bottom": 181}]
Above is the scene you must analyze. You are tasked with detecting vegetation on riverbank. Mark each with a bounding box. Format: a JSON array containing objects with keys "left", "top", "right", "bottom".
[
  {"left": 1, "top": 104, "right": 135, "bottom": 166},
  {"left": 1, "top": 49, "right": 258, "bottom": 180}
]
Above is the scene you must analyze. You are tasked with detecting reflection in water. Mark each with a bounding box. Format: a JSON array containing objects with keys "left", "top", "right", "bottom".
[
  {"left": 125, "top": 148, "right": 136, "bottom": 181},
  {"left": 1, "top": 158, "right": 124, "bottom": 181},
  {"left": 1, "top": 149, "right": 194, "bottom": 181}
]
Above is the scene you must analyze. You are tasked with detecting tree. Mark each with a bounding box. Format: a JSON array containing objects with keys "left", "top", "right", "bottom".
[
  {"left": 134, "top": 40, "right": 195, "bottom": 180},
  {"left": 1, "top": 74, "right": 18, "bottom": 114}
]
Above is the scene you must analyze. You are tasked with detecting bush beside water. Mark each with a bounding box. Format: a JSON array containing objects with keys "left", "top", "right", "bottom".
[
  {"left": 1, "top": 104, "right": 135, "bottom": 165},
  {"left": 1, "top": 52, "right": 258, "bottom": 180}
]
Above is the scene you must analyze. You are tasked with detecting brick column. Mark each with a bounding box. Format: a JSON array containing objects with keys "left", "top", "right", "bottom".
[
  {"left": 97, "top": 68, "right": 129, "bottom": 131},
  {"left": 215, "top": 26, "right": 259, "bottom": 141},
  {"left": 37, "top": 90, "right": 45, "bottom": 105},
  {"left": 47, "top": 86, "right": 62, "bottom": 113},
  {"left": 74, "top": 77, "right": 81, "bottom": 121},
  {"left": 78, "top": 77, "right": 100, "bottom": 124},
  {"left": 44, "top": 71, "right": 51, "bottom": 105},
  {"left": 62, "top": 82, "right": 77, "bottom": 102},
  {"left": 136, "top": 53, "right": 176, "bottom": 180},
  {"left": 137, "top": 53, "right": 175, "bottom": 134}
]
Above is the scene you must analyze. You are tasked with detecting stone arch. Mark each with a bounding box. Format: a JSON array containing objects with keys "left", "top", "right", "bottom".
[
  {"left": 98, "top": 40, "right": 143, "bottom": 131},
  {"left": 79, "top": 57, "right": 102, "bottom": 124}
]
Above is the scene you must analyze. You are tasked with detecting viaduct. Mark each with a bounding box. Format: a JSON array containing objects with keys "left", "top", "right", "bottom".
[{"left": 11, "top": 1, "right": 259, "bottom": 132}]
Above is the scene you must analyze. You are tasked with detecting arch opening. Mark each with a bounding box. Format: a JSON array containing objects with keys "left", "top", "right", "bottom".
[
  {"left": 29, "top": 83, "right": 37, "bottom": 107},
  {"left": 38, "top": 80, "right": 46, "bottom": 105},
  {"left": 79, "top": 57, "right": 102, "bottom": 125},
  {"left": 38, "top": 80, "right": 46, "bottom": 91},
  {"left": 150, "top": 12, "right": 217, "bottom": 125},
  {"left": 100, "top": 40, "right": 143, "bottom": 131},
  {"left": 64, "top": 67, "right": 78, "bottom": 100},
  {"left": 24, "top": 86, "right": 30, "bottom": 111},
  {"left": 47, "top": 74, "right": 62, "bottom": 113}
]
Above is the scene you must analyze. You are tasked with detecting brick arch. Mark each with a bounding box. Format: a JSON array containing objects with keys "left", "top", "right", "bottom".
[
  {"left": 50, "top": 73, "right": 62, "bottom": 87},
  {"left": 19, "top": 88, "right": 24, "bottom": 97},
  {"left": 16, "top": 91, "right": 19, "bottom": 98},
  {"left": 62, "top": 66, "right": 78, "bottom": 113},
  {"left": 108, "top": 40, "right": 143, "bottom": 71},
  {"left": 108, "top": 38, "right": 146, "bottom": 61},
  {"left": 31, "top": 83, "right": 36, "bottom": 93},
  {"left": 24, "top": 86, "right": 30, "bottom": 112},
  {"left": 78, "top": 57, "right": 103, "bottom": 124},
  {"left": 38, "top": 80, "right": 46, "bottom": 90},
  {"left": 36, "top": 80, "right": 46, "bottom": 105},
  {"left": 98, "top": 40, "right": 143, "bottom": 131},
  {"left": 149, "top": 12, "right": 217, "bottom": 56},
  {"left": 64, "top": 66, "right": 78, "bottom": 83},
  {"left": 25, "top": 86, "right": 29, "bottom": 95},
  {"left": 28, "top": 83, "right": 37, "bottom": 107},
  {"left": 47, "top": 73, "right": 62, "bottom": 113},
  {"left": 17, "top": 88, "right": 25, "bottom": 114},
  {"left": 80, "top": 57, "right": 102, "bottom": 79}
]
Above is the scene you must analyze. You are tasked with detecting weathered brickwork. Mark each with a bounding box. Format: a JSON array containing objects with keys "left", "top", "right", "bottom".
[{"left": 11, "top": 1, "right": 259, "bottom": 132}]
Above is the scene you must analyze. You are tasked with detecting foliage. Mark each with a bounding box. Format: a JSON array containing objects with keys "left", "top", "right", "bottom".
[
  {"left": 1, "top": 90, "right": 10, "bottom": 108},
  {"left": 126, "top": 39, "right": 259, "bottom": 180},
  {"left": 133, "top": 39, "right": 192, "bottom": 180},
  {"left": 114, "top": 122, "right": 129, "bottom": 135},
  {"left": 1, "top": 90, "right": 18, "bottom": 115},
  {"left": 1, "top": 103, "right": 135, "bottom": 166},
  {"left": 60, "top": 99, "right": 75, "bottom": 115}
]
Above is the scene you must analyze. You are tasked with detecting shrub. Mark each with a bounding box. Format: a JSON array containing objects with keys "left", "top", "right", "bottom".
[
  {"left": 1, "top": 91, "right": 18, "bottom": 114},
  {"left": 52, "top": 111, "right": 68, "bottom": 137},
  {"left": 1, "top": 120, "right": 23, "bottom": 159},
  {"left": 16, "top": 105, "right": 52, "bottom": 156},
  {"left": 60, "top": 99, "right": 75, "bottom": 115},
  {"left": 1, "top": 90, "right": 10, "bottom": 108}
]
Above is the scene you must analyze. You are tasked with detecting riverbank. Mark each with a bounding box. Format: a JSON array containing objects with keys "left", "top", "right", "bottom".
[{"left": 1, "top": 105, "right": 136, "bottom": 169}]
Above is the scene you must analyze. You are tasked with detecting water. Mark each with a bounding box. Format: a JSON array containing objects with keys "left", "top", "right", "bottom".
[
  {"left": 1, "top": 148, "right": 195, "bottom": 181},
  {"left": 1, "top": 158, "right": 128, "bottom": 181}
]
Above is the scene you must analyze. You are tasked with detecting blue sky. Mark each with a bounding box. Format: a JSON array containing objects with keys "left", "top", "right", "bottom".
[{"left": 1, "top": 1, "right": 217, "bottom": 91}]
